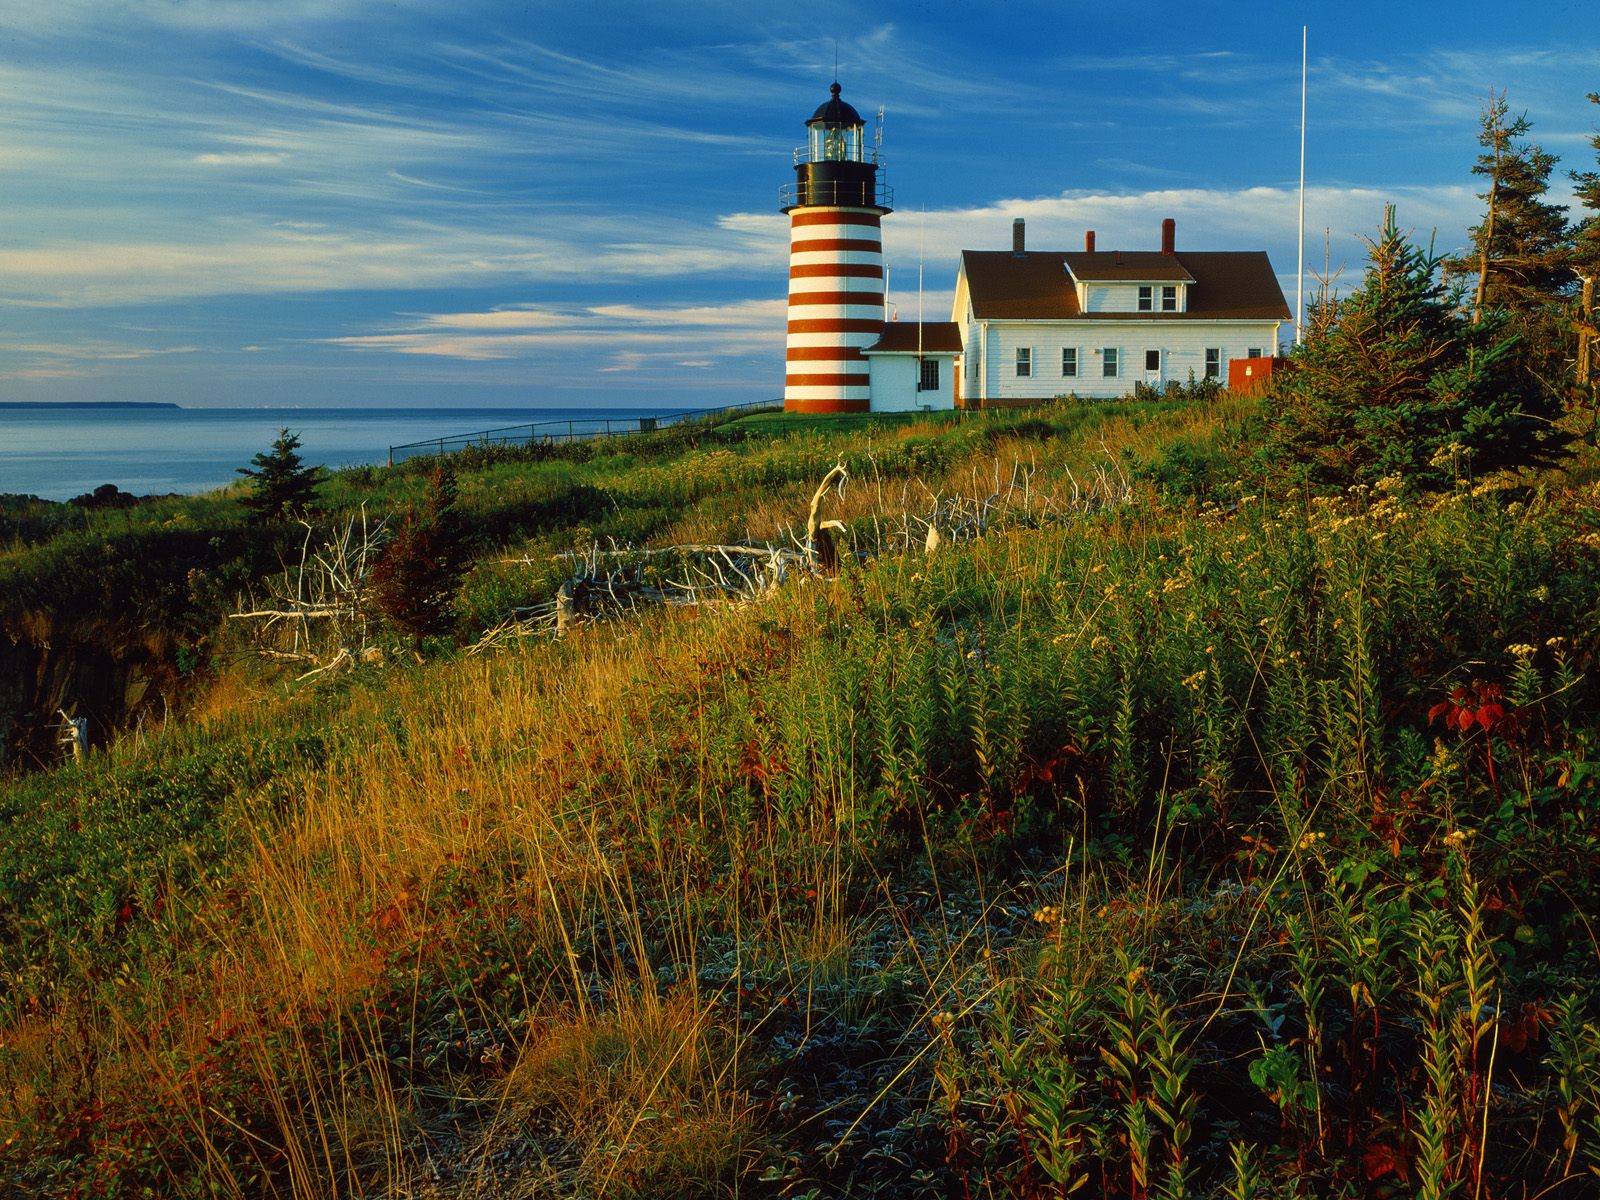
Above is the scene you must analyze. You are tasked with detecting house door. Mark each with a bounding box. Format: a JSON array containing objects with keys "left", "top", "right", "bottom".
[{"left": 1144, "top": 349, "right": 1162, "bottom": 383}]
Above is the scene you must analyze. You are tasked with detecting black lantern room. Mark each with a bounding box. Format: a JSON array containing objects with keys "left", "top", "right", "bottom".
[{"left": 780, "top": 82, "right": 891, "bottom": 213}]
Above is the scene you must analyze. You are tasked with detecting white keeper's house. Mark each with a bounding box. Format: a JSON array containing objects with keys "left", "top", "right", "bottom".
[{"left": 777, "top": 83, "right": 1292, "bottom": 413}]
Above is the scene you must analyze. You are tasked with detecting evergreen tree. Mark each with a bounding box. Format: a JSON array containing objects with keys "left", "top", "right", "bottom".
[
  {"left": 237, "top": 428, "right": 322, "bottom": 524},
  {"left": 1258, "top": 207, "right": 1568, "bottom": 491},
  {"left": 1444, "top": 93, "right": 1571, "bottom": 318},
  {"left": 1571, "top": 91, "right": 1600, "bottom": 390},
  {"left": 371, "top": 465, "right": 468, "bottom": 646}
]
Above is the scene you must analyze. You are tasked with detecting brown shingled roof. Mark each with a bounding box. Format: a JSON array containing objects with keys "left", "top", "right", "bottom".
[
  {"left": 1062, "top": 252, "right": 1195, "bottom": 283},
  {"left": 960, "top": 252, "right": 1080, "bottom": 319},
  {"left": 1166, "top": 252, "right": 1292, "bottom": 320},
  {"left": 962, "top": 248, "right": 1290, "bottom": 322},
  {"left": 864, "top": 321, "right": 963, "bottom": 353}
]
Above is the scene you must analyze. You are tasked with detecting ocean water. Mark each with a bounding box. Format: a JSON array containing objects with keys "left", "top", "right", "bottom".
[{"left": 0, "top": 405, "right": 718, "bottom": 502}]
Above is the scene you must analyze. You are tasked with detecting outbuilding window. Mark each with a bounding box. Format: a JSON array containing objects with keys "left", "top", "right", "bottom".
[
  {"left": 1016, "top": 347, "right": 1032, "bottom": 377},
  {"left": 918, "top": 359, "right": 939, "bottom": 391},
  {"left": 1103, "top": 348, "right": 1119, "bottom": 378},
  {"left": 1062, "top": 348, "right": 1077, "bottom": 378}
]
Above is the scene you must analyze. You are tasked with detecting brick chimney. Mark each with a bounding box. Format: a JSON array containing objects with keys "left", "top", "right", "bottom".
[
  {"left": 1085, "top": 230, "right": 1096, "bottom": 252},
  {"left": 1161, "top": 217, "right": 1176, "bottom": 256},
  {"left": 1012, "top": 218, "right": 1025, "bottom": 256}
]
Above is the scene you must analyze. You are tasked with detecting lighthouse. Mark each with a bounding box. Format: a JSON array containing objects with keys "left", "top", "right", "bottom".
[{"left": 780, "top": 82, "right": 892, "bottom": 414}]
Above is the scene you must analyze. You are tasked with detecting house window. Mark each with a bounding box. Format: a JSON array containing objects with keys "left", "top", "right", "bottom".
[
  {"left": 1204, "top": 348, "right": 1221, "bottom": 379},
  {"left": 1144, "top": 349, "right": 1160, "bottom": 372},
  {"left": 1062, "top": 348, "right": 1077, "bottom": 378},
  {"left": 918, "top": 358, "right": 939, "bottom": 391},
  {"left": 1016, "top": 347, "right": 1031, "bottom": 377},
  {"left": 1247, "top": 347, "right": 1263, "bottom": 359},
  {"left": 1161, "top": 286, "right": 1177, "bottom": 312},
  {"left": 1102, "top": 348, "right": 1119, "bottom": 378},
  {"left": 1137, "top": 286, "right": 1153, "bottom": 312}
]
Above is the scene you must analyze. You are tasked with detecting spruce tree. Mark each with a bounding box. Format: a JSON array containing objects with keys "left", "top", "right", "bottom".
[
  {"left": 1259, "top": 207, "right": 1568, "bottom": 491},
  {"left": 1571, "top": 91, "right": 1600, "bottom": 390},
  {"left": 1444, "top": 92, "right": 1571, "bottom": 318},
  {"left": 237, "top": 428, "right": 322, "bottom": 524},
  {"left": 371, "top": 465, "right": 468, "bottom": 646}
]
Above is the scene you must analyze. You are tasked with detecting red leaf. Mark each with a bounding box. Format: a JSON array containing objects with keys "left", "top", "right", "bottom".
[
  {"left": 1363, "top": 1142, "right": 1409, "bottom": 1181},
  {"left": 1458, "top": 708, "right": 1476, "bottom": 732},
  {"left": 1476, "top": 704, "right": 1505, "bottom": 732},
  {"left": 1428, "top": 701, "right": 1451, "bottom": 724}
]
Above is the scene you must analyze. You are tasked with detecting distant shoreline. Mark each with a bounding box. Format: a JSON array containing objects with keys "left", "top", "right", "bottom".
[{"left": 0, "top": 401, "right": 182, "bottom": 411}]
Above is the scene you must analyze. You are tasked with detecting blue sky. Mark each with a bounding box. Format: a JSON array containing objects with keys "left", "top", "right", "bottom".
[{"left": 1, "top": 0, "right": 1596, "bottom": 409}]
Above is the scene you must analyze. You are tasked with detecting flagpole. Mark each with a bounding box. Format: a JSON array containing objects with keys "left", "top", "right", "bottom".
[{"left": 1296, "top": 24, "right": 1307, "bottom": 345}]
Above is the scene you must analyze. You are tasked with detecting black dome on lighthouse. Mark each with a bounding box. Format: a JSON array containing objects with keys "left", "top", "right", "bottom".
[{"left": 807, "top": 82, "right": 863, "bottom": 127}]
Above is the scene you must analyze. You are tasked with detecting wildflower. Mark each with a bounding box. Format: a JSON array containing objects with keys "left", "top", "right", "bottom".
[
  {"left": 1442, "top": 828, "right": 1474, "bottom": 850},
  {"left": 1296, "top": 830, "right": 1325, "bottom": 851},
  {"left": 929, "top": 1011, "right": 956, "bottom": 1034},
  {"left": 1181, "top": 670, "right": 1207, "bottom": 691},
  {"left": 1505, "top": 643, "right": 1537, "bottom": 661},
  {"left": 1032, "top": 905, "right": 1062, "bottom": 925},
  {"left": 1090, "top": 635, "right": 1112, "bottom": 653},
  {"left": 1546, "top": 636, "right": 1566, "bottom": 648}
]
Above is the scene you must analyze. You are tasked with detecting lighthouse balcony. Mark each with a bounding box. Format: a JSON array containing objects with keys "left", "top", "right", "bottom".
[{"left": 779, "top": 176, "right": 893, "bottom": 212}]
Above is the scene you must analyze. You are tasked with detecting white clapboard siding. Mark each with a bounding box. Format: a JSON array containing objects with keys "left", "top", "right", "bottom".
[{"left": 969, "top": 319, "right": 1282, "bottom": 401}]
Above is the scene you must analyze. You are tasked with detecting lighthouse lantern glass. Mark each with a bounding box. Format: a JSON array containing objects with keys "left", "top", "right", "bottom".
[{"left": 810, "top": 123, "right": 862, "bottom": 162}]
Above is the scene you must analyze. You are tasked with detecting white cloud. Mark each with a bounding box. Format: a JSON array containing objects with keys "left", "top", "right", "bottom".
[
  {"left": 193, "top": 152, "right": 289, "bottom": 166},
  {"left": 324, "top": 297, "right": 787, "bottom": 366}
]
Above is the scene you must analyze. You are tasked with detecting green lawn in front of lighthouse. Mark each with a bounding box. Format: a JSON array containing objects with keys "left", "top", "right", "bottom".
[{"left": 728, "top": 409, "right": 968, "bottom": 436}]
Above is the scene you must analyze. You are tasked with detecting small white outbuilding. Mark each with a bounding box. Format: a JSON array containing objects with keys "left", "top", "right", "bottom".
[{"left": 861, "top": 322, "right": 962, "bottom": 412}]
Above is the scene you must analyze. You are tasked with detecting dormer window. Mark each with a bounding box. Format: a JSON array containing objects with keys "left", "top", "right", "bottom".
[
  {"left": 1161, "top": 286, "right": 1178, "bottom": 312},
  {"left": 1138, "top": 286, "right": 1153, "bottom": 312}
]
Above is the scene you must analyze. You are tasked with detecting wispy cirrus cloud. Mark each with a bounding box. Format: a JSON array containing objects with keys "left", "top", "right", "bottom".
[{"left": 323, "top": 298, "right": 787, "bottom": 366}]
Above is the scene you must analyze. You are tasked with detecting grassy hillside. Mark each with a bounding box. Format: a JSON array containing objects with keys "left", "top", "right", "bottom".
[{"left": 2, "top": 395, "right": 1599, "bottom": 1198}]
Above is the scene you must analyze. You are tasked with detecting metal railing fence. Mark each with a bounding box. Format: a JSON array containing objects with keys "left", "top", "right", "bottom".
[{"left": 388, "top": 399, "right": 780, "bottom": 466}]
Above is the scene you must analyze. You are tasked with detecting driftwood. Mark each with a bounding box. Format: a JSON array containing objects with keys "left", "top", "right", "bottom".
[
  {"left": 470, "top": 455, "right": 1133, "bottom": 651},
  {"left": 229, "top": 508, "right": 387, "bottom": 677}
]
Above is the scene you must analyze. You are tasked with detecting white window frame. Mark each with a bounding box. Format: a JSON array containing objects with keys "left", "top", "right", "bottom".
[
  {"left": 1204, "top": 348, "right": 1221, "bottom": 379},
  {"left": 1137, "top": 286, "right": 1153, "bottom": 312},
  {"left": 1016, "top": 347, "right": 1032, "bottom": 378},
  {"left": 1247, "top": 347, "right": 1263, "bottom": 359},
  {"left": 1161, "top": 286, "right": 1178, "bottom": 312},
  {"left": 1061, "top": 347, "right": 1077, "bottom": 378},
  {"left": 1144, "top": 349, "right": 1161, "bottom": 372},
  {"left": 917, "top": 358, "right": 939, "bottom": 392},
  {"left": 1102, "top": 348, "right": 1119, "bottom": 378}
]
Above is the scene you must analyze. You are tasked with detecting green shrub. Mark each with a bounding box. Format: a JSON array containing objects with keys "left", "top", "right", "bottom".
[{"left": 1257, "top": 207, "right": 1569, "bottom": 491}]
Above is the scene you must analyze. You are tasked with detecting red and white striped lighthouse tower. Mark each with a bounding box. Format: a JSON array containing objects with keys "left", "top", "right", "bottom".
[{"left": 780, "top": 82, "right": 892, "bottom": 414}]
